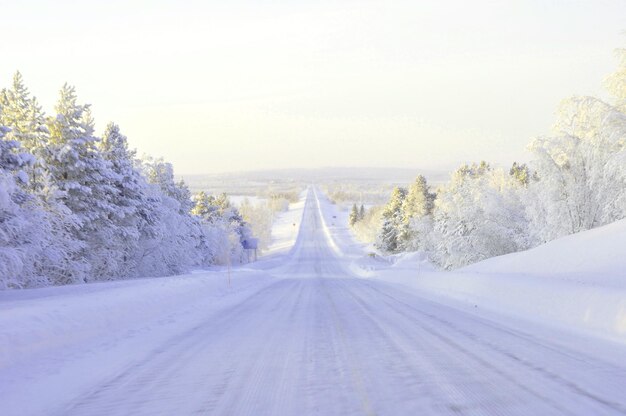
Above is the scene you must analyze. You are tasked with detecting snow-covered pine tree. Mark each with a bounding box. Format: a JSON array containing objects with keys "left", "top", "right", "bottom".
[
  {"left": 0, "top": 72, "right": 49, "bottom": 191},
  {"left": 0, "top": 122, "right": 61, "bottom": 288},
  {"left": 0, "top": 75, "right": 87, "bottom": 287},
  {"left": 509, "top": 162, "right": 534, "bottom": 186},
  {"left": 0, "top": 124, "right": 27, "bottom": 286},
  {"left": 97, "top": 123, "right": 150, "bottom": 277},
  {"left": 139, "top": 156, "right": 201, "bottom": 274},
  {"left": 399, "top": 175, "right": 434, "bottom": 250},
  {"left": 192, "top": 192, "right": 251, "bottom": 264},
  {"left": 349, "top": 203, "right": 359, "bottom": 227},
  {"left": 376, "top": 187, "right": 407, "bottom": 253},
  {"left": 45, "top": 84, "right": 122, "bottom": 280}
]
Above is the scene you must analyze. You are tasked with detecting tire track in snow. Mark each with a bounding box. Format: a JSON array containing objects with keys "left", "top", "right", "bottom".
[{"left": 350, "top": 279, "right": 626, "bottom": 415}]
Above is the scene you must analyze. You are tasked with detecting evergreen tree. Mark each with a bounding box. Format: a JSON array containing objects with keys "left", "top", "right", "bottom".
[
  {"left": 0, "top": 72, "right": 49, "bottom": 192},
  {"left": 359, "top": 204, "right": 365, "bottom": 220},
  {"left": 376, "top": 187, "right": 407, "bottom": 253},
  {"left": 140, "top": 157, "right": 201, "bottom": 274},
  {"left": 192, "top": 191, "right": 252, "bottom": 263},
  {"left": 45, "top": 84, "right": 120, "bottom": 280},
  {"left": 191, "top": 191, "right": 219, "bottom": 222},
  {"left": 0, "top": 125, "right": 28, "bottom": 177},
  {"left": 349, "top": 203, "right": 359, "bottom": 226},
  {"left": 509, "top": 162, "right": 536, "bottom": 186},
  {"left": 0, "top": 122, "right": 80, "bottom": 288},
  {"left": 399, "top": 175, "right": 434, "bottom": 249},
  {"left": 98, "top": 123, "right": 148, "bottom": 277}
]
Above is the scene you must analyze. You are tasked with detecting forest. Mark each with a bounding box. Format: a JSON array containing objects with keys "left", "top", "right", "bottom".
[{"left": 0, "top": 75, "right": 254, "bottom": 289}]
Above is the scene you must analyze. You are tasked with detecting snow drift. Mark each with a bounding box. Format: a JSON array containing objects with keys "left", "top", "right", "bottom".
[
  {"left": 382, "top": 220, "right": 626, "bottom": 344},
  {"left": 463, "top": 218, "right": 626, "bottom": 283}
]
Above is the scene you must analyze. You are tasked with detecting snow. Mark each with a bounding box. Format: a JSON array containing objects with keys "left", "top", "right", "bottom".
[
  {"left": 334, "top": 202, "right": 626, "bottom": 344},
  {"left": 260, "top": 190, "right": 305, "bottom": 257},
  {"left": 463, "top": 218, "right": 626, "bottom": 283},
  {"left": 228, "top": 195, "right": 265, "bottom": 207},
  {"left": 2, "top": 188, "right": 626, "bottom": 415}
]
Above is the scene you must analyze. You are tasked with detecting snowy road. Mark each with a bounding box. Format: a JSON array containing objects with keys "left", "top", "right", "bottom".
[{"left": 4, "top": 190, "right": 626, "bottom": 415}]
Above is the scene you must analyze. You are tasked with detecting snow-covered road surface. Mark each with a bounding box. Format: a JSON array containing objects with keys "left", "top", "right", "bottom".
[{"left": 3, "top": 189, "right": 626, "bottom": 415}]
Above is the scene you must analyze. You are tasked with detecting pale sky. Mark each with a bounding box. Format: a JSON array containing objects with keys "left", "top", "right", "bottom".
[{"left": 2, "top": 0, "right": 625, "bottom": 174}]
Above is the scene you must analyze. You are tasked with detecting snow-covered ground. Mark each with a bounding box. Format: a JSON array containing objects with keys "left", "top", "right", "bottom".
[
  {"left": 0, "top": 195, "right": 306, "bottom": 416},
  {"left": 2, "top": 188, "right": 626, "bottom": 415},
  {"left": 332, "top": 194, "right": 626, "bottom": 345},
  {"left": 261, "top": 191, "right": 305, "bottom": 257},
  {"left": 228, "top": 195, "right": 265, "bottom": 207}
]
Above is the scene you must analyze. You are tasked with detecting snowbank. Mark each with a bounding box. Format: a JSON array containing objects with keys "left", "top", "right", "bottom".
[
  {"left": 0, "top": 270, "right": 274, "bottom": 366},
  {"left": 463, "top": 219, "right": 626, "bottom": 284},
  {"left": 320, "top": 192, "right": 626, "bottom": 345},
  {"left": 442, "top": 219, "right": 626, "bottom": 343}
]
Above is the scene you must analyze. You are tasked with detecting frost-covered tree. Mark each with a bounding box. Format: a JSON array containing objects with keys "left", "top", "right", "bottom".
[
  {"left": 191, "top": 191, "right": 221, "bottom": 223},
  {"left": 0, "top": 74, "right": 266, "bottom": 289},
  {"left": 0, "top": 125, "right": 31, "bottom": 286},
  {"left": 143, "top": 157, "right": 194, "bottom": 214},
  {"left": 139, "top": 157, "right": 201, "bottom": 274},
  {"left": 239, "top": 198, "right": 273, "bottom": 250},
  {"left": 44, "top": 84, "right": 124, "bottom": 280},
  {"left": 376, "top": 187, "right": 407, "bottom": 253},
  {"left": 429, "top": 163, "right": 529, "bottom": 269},
  {"left": 96, "top": 123, "right": 150, "bottom": 277},
  {"left": 526, "top": 96, "right": 626, "bottom": 242},
  {"left": 0, "top": 117, "right": 41, "bottom": 287},
  {"left": 524, "top": 47, "right": 626, "bottom": 243},
  {"left": 211, "top": 194, "right": 252, "bottom": 251},
  {"left": 192, "top": 191, "right": 252, "bottom": 264},
  {"left": 359, "top": 204, "right": 365, "bottom": 220},
  {"left": 399, "top": 175, "right": 434, "bottom": 250},
  {"left": 0, "top": 125, "right": 29, "bottom": 179},
  {"left": 0, "top": 122, "right": 84, "bottom": 288},
  {"left": 0, "top": 173, "right": 44, "bottom": 288},
  {"left": 0, "top": 72, "right": 48, "bottom": 191},
  {"left": 349, "top": 203, "right": 359, "bottom": 227},
  {"left": 509, "top": 162, "right": 536, "bottom": 186},
  {"left": 605, "top": 47, "right": 626, "bottom": 111},
  {"left": 353, "top": 205, "right": 384, "bottom": 244}
]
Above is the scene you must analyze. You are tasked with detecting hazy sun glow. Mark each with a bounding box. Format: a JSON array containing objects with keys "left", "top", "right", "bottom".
[{"left": 2, "top": 0, "right": 625, "bottom": 174}]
